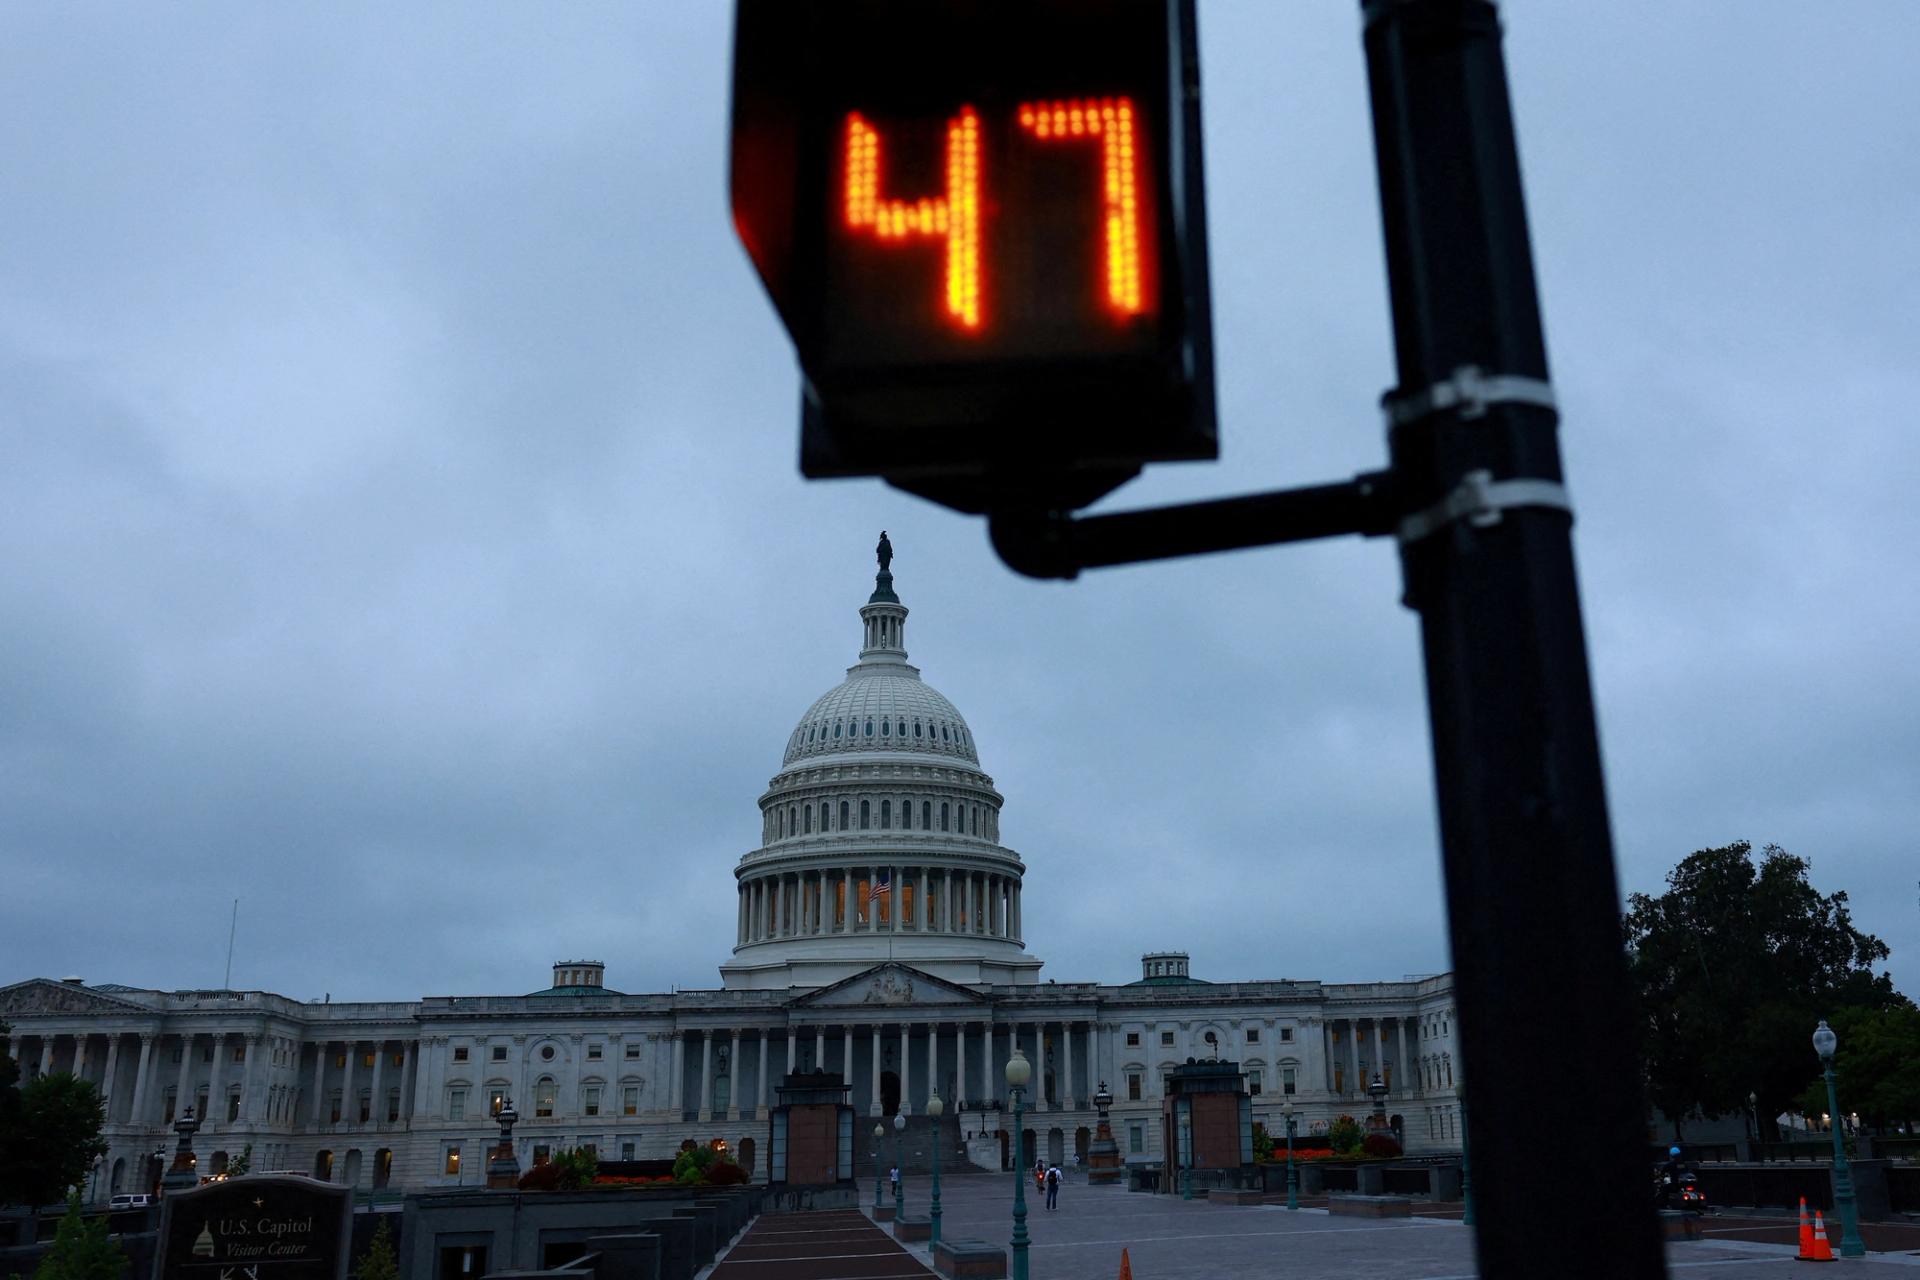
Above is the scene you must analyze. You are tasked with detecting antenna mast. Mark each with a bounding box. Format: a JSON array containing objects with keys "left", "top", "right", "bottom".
[{"left": 224, "top": 898, "right": 239, "bottom": 990}]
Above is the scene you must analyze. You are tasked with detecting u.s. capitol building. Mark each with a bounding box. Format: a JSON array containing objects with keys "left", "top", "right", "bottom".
[{"left": 2, "top": 549, "right": 1460, "bottom": 1200}]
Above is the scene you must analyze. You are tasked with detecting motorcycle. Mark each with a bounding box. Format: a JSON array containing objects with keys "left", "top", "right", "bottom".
[{"left": 1655, "top": 1167, "right": 1707, "bottom": 1214}]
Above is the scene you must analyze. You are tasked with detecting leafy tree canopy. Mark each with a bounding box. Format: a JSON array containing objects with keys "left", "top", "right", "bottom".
[
  {"left": 1795, "top": 1003, "right": 1920, "bottom": 1132},
  {"left": 34, "top": 1194, "right": 126, "bottom": 1280},
  {"left": 0, "top": 1074, "right": 109, "bottom": 1210},
  {"left": 1624, "top": 841, "right": 1899, "bottom": 1140}
]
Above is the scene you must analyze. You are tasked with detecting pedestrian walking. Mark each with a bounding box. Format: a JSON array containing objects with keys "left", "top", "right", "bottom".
[{"left": 1045, "top": 1163, "right": 1062, "bottom": 1210}]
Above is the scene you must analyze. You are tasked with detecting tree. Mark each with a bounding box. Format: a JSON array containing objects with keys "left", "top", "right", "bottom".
[
  {"left": 33, "top": 1194, "right": 125, "bottom": 1280},
  {"left": 1797, "top": 1002, "right": 1920, "bottom": 1133},
  {"left": 1623, "top": 842, "right": 1899, "bottom": 1140},
  {"left": 226, "top": 1145, "right": 253, "bottom": 1178},
  {"left": 0, "top": 1074, "right": 109, "bottom": 1212},
  {"left": 350, "top": 1220, "right": 399, "bottom": 1280}
]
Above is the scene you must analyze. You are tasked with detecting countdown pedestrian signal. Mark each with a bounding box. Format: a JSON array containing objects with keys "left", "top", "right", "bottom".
[{"left": 731, "top": 0, "right": 1216, "bottom": 515}]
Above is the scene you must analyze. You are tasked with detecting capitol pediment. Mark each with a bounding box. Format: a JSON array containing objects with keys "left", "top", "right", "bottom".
[
  {"left": 0, "top": 979, "right": 153, "bottom": 1018},
  {"left": 789, "top": 964, "right": 981, "bottom": 1010}
]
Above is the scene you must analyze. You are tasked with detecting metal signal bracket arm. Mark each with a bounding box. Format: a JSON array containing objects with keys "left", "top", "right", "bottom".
[{"left": 988, "top": 470, "right": 1401, "bottom": 581}]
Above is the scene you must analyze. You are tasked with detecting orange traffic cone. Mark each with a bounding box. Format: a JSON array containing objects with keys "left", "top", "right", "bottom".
[
  {"left": 1117, "top": 1246, "right": 1134, "bottom": 1280},
  {"left": 1797, "top": 1197, "right": 1815, "bottom": 1259},
  {"left": 1804, "top": 1210, "right": 1835, "bottom": 1262}
]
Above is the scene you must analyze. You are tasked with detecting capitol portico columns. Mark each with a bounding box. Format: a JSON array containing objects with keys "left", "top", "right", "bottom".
[
  {"left": 698, "top": 1033, "right": 714, "bottom": 1122},
  {"left": 727, "top": 1030, "right": 741, "bottom": 1121},
  {"left": 207, "top": 1033, "right": 226, "bottom": 1127},
  {"left": 100, "top": 1035, "right": 123, "bottom": 1120},
  {"left": 174, "top": 1034, "right": 193, "bottom": 1121},
  {"left": 1063, "top": 1021, "right": 1075, "bottom": 1108},
  {"left": 310, "top": 1043, "right": 327, "bottom": 1125},
  {"left": 1395, "top": 1019, "right": 1410, "bottom": 1097},
  {"left": 869, "top": 1028, "right": 882, "bottom": 1114}
]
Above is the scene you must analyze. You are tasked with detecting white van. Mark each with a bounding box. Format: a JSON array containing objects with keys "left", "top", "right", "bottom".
[{"left": 108, "top": 1194, "right": 152, "bottom": 1210}]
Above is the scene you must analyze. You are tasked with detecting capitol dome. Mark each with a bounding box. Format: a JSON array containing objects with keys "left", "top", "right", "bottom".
[{"left": 719, "top": 539, "right": 1040, "bottom": 990}]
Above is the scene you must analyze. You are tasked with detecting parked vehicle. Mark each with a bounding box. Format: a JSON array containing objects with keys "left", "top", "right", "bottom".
[{"left": 107, "top": 1194, "right": 152, "bottom": 1210}]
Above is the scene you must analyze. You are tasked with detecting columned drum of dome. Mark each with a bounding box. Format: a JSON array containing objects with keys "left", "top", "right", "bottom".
[{"left": 720, "top": 544, "right": 1041, "bottom": 990}]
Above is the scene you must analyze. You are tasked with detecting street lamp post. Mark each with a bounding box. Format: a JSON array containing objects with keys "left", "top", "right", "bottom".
[
  {"left": 1006, "top": 1048, "right": 1031, "bottom": 1280},
  {"left": 893, "top": 1111, "right": 907, "bottom": 1219},
  {"left": 926, "top": 1092, "right": 945, "bottom": 1245},
  {"left": 1812, "top": 1020, "right": 1866, "bottom": 1258},
  {"left": 872, "top": 1123, "right": 885, "bottom": 1211},
  {"left": 1282, "top": 1098, "right": 1299, "bottom": 1211}
]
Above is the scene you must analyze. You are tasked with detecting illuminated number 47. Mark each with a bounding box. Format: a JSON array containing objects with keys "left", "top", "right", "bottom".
[{"left": 842, "top": 99, "right": 1145, "bottom": 332}]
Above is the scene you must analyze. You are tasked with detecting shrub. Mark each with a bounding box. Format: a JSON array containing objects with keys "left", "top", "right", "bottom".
[
  {"left": 551, "top": 1147, "right": 598, "bottom": 1191},
  {"left": 1361, "top": 1132, "right": 1403, "bottom": 1159},
  {"left": 672, "top": 1147, "right": 717, "bottom": 1186},
  {"left": 703, "top": 1159, "right": 749, "bottom": 1187},
  {"left": 1251, "top": 1123, "right": 1274, "bottom": 1163},
  {"left": 1326, "top": 1115, "right": 1364, "bottom": 1155},
  {"left": 517, "top": 1162, "right": 562, "bottom": 1192}
]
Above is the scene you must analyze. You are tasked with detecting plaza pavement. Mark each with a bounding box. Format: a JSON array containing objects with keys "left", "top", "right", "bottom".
[{"left": 706, "top": 1169, "right": 1920, "bottom": 1280}]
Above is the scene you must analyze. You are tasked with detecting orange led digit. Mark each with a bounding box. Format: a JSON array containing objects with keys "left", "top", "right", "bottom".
[
  {"left": 1018, "top": 96, "right": 1146, "bottom": 317},
  {"left": 841, "top": 108, "right": 984, "bottom": 331}
]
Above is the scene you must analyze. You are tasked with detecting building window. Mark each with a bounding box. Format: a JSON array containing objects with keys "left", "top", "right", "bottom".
[
  {"left": 1246, "top": 1029, "right": 1260, "bottom": 1044},
  {"left": 227, "top": 1091, "right": 242, "bottom": 1122},
  {"left": 584, "top": 1086, "right": 601, "bottom": 1117},
  {"left": 880, "top": 799, "right": 891, "bottom": 829},
  {"left": 620, "top": 1142, "right": 635, "bottom": 1161},
  {"left": 1160, "top": 1031, "right": 1174, "bottom": 1048},
  {"left": 361, "top": 1052, "right": 374, "bottom": 1068},
  {"left": 535, "top": 1078, "right": 556, "bottom": 1118},
  {"left": 358, "top": 1093, "right": 370, "bottom": 1123},
  {"left": 587, "top": 1044, "right": 603, "bottom": 1061},
  {"left": 330, "top": 1095, "right": 342, "bottom": 1124},
  {"left": 1280, "top": 1028, "right": 1293, "bottom": 1043},
  {"left": 901, "top": 802, "right": 911, "bottom": 830},
  {"left": 453, "top": 1046, "right": 469, "bottom": 1063},
  {"left": 1125, "top": 1032, "right": 1140, "bottom": 1047},
  {"left": 922, "top": 801, "right": 931, "bottom": 828},
  {"left": 1127, "top": 1073, "right": 1142, "bottom": 1102},
  {"left": 840, "top": 800, "right": 850, "bottom": 828},
  {"left": 804, "top": 807, "right": 813, "bottom": 833},
  {"left": 334, "top": 1053, "right": 346, "bottom": 1068},
  {"left": 491, "top": 1046, "right": 507, "bottom": 1062},
  {"left": 860, "top": 800, "right": 870, "bottom": 829},
  {"left": 445, "top": 1146, "right": 462, "bottom": 1176},
  {"left": 1248, "top": 1069, "right": 1263, "bottom": 1095},
  {"left": 387, "top": 1090, "right": 401, "bottom": 1123},
  {"left": 865, "top": 719, "right": 874, "bottom": 737},
  {"left": 623, "top": 1087, "right": 639, "bottom": 1116},
  {"left": 941, "top": 803, "right": 950, "bottom": 831},
  {"left": 625, "top": 1044, "right": 641, "bottom": 1061},
  {"left": 1282, "top": 1067, "right": 1297, "bottom": 1096},
  {"left": 232, "top": 1044, "right": 246, "bottom": 1063},
  {"left": 1129, "top": 1123, "right": 1144, "bottom": 1154},
  {"left": 449, "top": 1089, "right": 467, "bottom": 1121},
  {"left": 540, "top": 1044, "right": 556, "bottom": 1062}
]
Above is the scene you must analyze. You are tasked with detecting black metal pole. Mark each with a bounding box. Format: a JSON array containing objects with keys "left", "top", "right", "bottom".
[{"left": 1360, "top": 2, "right": 1665, "bottom": 1276}]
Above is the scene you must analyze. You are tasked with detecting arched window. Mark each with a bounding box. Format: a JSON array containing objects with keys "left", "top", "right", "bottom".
[
  {"left": 971, "top": 806, "right": 979, "bottom": 835},
  {"left": 901, "top": 801, "right": 911, "bottom": 830},
  {"left": 860, "top": 800, "right": 871, "bottom": 830},
  {"left": 834, "top": 722, "right": 843, "bottom": 739},
  {"left": 821, "top": 802, "right": 830, "bottom": 831},
  {"left": 881, "top": 719, "right": 890, "bottom": 737},
  {"left": 789, "top": 806, "right": 798, "bottom": 836},
  {"left": 914, "top": 721, "right": 923, "bottom": 738},
  {"left": 880, "top": 799, "right": 891, "bottom": 829},
  {"left": 941, "top": 725, "right": 950, "bottom": 741},
  {"left": 776, "top": 810, "right": 784, "bottom": 838},
  {"left": 941, "top": 802, "right": 950, "bottom": 832},
  {"left": 922, "top": 801, "right": 931, "bottom": 828},
  {"left": 807, "top": 727, "right": 815, "bottom": 743},
  {"left": 840, "top": 800, "right": 850, "bottom": 829},
  {"left": 897, "top": 720, "right": 906, "bottom": 736},
  {"left": 804, "top": 806, "right": 813, "bottom": 834},
  {"left": 535, "top": 1077, "right": 557, "bottom": 1118},
  {"left": 865, "top": 719, "right": 874, "bottom": 737}
]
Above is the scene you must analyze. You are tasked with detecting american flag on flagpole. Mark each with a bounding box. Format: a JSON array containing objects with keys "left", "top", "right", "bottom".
[{"left": 872, "top": 871, "right": 891, "bottom": 897}]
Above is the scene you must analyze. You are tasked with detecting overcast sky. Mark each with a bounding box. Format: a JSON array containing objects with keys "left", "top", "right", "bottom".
[{"left": 3, "top": 4, "right": 1915, "bottom": 1011}]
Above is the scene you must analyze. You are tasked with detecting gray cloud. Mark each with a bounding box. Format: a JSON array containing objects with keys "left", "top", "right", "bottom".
[{"left": 2, "top": 3, "right": 1914, "bottom": 1007}]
